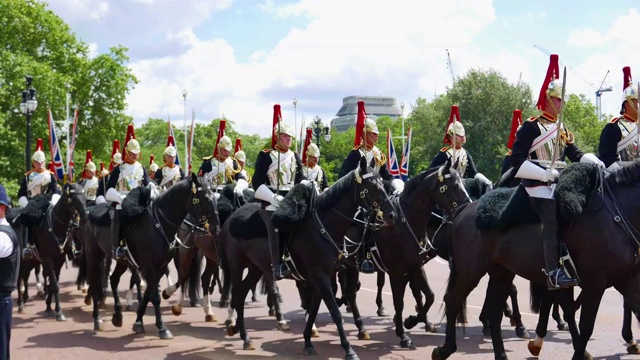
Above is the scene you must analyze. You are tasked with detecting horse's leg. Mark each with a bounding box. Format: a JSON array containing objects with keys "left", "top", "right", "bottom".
[
  {"left": 148, "top": 274, "right": 173, "bottom": 339},
  {"left": 51, "top": 259, "right": 66, "bottom": 321},
  {"left": 484, "top": 270, "right": 515, "bottom": 360},
  {"left": 556, "top": 288, "right": 581, "bottom": 354},
  {"left": 344, "top": 266, "right": 369, "bottom": 341},
  {"left": 552, "top": 300, "right": 568, "bottom": 331},
  {"left": 265, "top": 273, "right": 289, "bottom": 331},
  {"left": 302, "top": 286, "right": 323, "bottom": 356},
  {"left": 132, "top": 277, "right": 152, "bottom": 335},
  {"left": 125, "top": 267, "right": 141, "bottom": 311},
  {"left": 622, "top": 301, "right": 639, "bottom": 354},
  {"left": 571, "top": 288, "right": 604, "bottom": 360},
  {"left": 87, "top": 250, "right": 105, "bottom": 331},
  {"left": 404, "top": 268, "right": 437, "bottom": 333},
  {"left": 388, "top": 272, "right": 414, "bottom": 349},
  {"left": 110, "top": 260, "right": 128, "bottom": 327},
  {"left": 527, "top": 285, "right": 554, "bottom": 356},
  {"left": 201, "top": 259, "right": 216, "bottom": 322},
  {"left": 508, "top": 283, "right": 529, "bottom": 339},
  {"left": 376, "top": 270, "right": 388, "bottom": 316},
  {"left": 35, "top": 263, "right": 45, "bottom": 297},
  {"left": 17, "top": 264, "right": 28, "bottom": 313},
  {"left": 230, "top": 266, "right": 262, "bottom": 350},
  {"left": 250, "top": 283, "right": 258, "bottom": 302},
  {"left": 40, "top": 259, "right": 57, "bottom": 318},
  {"left": 296, "top": 280, "right": 307, "bottom": 311},
  {"left": 337, "top": 269, "right": 350, "bottom": 312}
]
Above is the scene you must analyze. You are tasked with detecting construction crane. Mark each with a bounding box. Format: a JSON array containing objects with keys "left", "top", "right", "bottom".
[
  {"left": 533, "top": 45, "right": 612, "bottom": 120},
  {"left": 446, "top": 49, "right": 455, "bottom": 86}
]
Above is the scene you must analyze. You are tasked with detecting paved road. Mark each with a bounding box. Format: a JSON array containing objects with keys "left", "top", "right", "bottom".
[{"left": 10, "top": 257, "right": 637, "bottom": 360}]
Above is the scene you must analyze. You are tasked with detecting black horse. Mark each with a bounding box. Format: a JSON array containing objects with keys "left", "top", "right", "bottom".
[
  {"left": 433, "top": 161, "right": 640, "bottom": 360},
  {"left": 219, "top": 158, "right": 396, "bottom": 359},
  {"left": 85, "top": 174, "right": 219, "bottom": 338}
]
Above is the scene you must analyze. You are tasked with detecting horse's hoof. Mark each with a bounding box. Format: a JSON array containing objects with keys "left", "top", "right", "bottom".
[
  {"left": 82, "top": 288, "right": 88, "bottom": 294},
  {"left": 224, "top": 319, "right": 235, "bottom": 327},
  {"left": 99, "top": 302, "right": 106, "bottom": 310},
  {"left": 557, "top": 322, "right": 569, "bottom": 331},
  {"left": 18, "top": 307, "right": 25, "bottom": 314},
  {"left": 303, "top": 346, "right": 317, "bottom": 356},
  {"left": 161, "top": 290, "right": 170, "bottom": 300},
  {"left": 628, "top": 343, "right": 640, "bottom": 354},
  {"left": 171, "top": 304, "right": 182, "bottom": 316},
  {"left": 404, "top": 316, "right": 419, "bottom": 330},
  {"left": 377, "top": 307, "right": 388, "bottom": 317},
  {"left": 584, "top": 351, "right": 593, "bottom": 360},
  {"left": 357, "top": 331, "right": 370, "bottom": 341},
  {"left": 94, "top": 320, "right": 104, "bottom": 331},
  {"left": 132, "top": 321, "right": 145, "bottom": 334},
  {"left": 431, "top": 347, "right": 449, "bottom": 360},
  {"left": 226, "top": 324, "right": 237, "bottom": 336},
  {"left": 400, "top": 338, "right": 416, "bottom": 349},
  {"left": 46, "top": 309, "right": 55, "bottom": 318},
  {"left": 345, "top": 305, "right": 352, "bottom": 313},
  {"left": 515, "top": 326, "right": 529, "bottom": 339},
  {"left": 159, "top": 329, "right": 173, "bottom": 340},
  {"left": 509, "top": 318, "right": 517, "bottom": 327},
  {"left": 528, "top": 340, "right": 541, "bottom": 357},
  {"left": 243, "top": 341, "right": 255, "bottom": 350},
  {"left": 425, "top": 322, "right": 437, "bottom": 333},
  {"left": 482, "top": 325, "right": 491, "bottom": 336},
  {"left": 205, "top": 314, "right": 216, "bottom": 323},
  {"left": 311, "top": 329, "right": 320, "bottom": 338},
  {"left": 277, "top": 321, "right": 290, "bottom": 331},
  {"left": 345, "top": 352, "right": 360, "bottom": 360},
  {"left": 251, "top": 296, "right": 258, "bottom": 303},
  {"left": 125, "top": 305, "right": 134, "bottom": 312},
  {"left": 111, "top": 313, "right": 123, "bottom": 328},
  {"left": 56, "top": 314, "right": 66, "bottom": 321},
  {"left": 268, "top": 309, "right": 276, "bottom": 317},
  {"left": 84, "top": 295, "right": 92, "bottom": 306}
]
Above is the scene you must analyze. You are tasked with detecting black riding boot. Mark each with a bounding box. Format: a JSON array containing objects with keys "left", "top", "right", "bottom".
[
  {"left": 22, "top": 225, "right": 33, "bottom": 260},
  {"left": 530, "top": 197, "right": 579, "bottom": 290},
  {"left": 259, "top": 209, "right": 290, "bottom": 280},
  {"left": 111, "top": 208, "right": 126, "bottom": 261}
]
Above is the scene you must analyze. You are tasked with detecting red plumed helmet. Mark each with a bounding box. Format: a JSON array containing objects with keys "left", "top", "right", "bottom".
[
  {"left": 507, "top": 109, "right": 522, "bottom": 149},
  {"left": 536, "top": 54, "right": 560, "bottom": 112},
  {"left": 234, "top": 138, "right": 243, "bottom": 153},
  {"left": 623, "top": 66, "right": 632, "bottom": 91},
  {"left": 167, "top": 135, "right": 175, "bottom": 147},
  {"left": 122, "top": 124, "right": 137, "bottom": 162},
  {"left": 81, "top": 150, "right": 94, "bottom": 179},
  {"left": 213, "top": 119, "right": 226, "bottom": 158},
  {"left": 35, "top": 138, "right": 44, "bottom": 152},
  {"left": 443, "top": 105, "right": 462, "bottom": 144},
  {"left": 109, "top": 139, "right": 120, "bottom": 171},
  {"left": 271, "top": 104, "right": 282, "bottom": 148},
  {"left": 149, "top": 154, "right": 155, "bottom": 166},
  {"left": 302, "top": 128, "right": 313, "bottom": 164},
  {"left": 354, "top": 101, "right": 366, "bottom": 147}
]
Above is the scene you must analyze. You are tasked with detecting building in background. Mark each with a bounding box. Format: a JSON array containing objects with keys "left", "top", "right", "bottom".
[{"left": 330, "top": 96, "right": 402, "bottom": 132}]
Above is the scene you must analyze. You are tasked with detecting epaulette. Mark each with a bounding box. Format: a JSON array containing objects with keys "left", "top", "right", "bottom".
[
  {"left": 506, "top": 151, "right": 512, "bottom": 156},
  {"left": 609, "top": 116, "right": 621, "bottom": 123},
  {"left": 352, "top": 144, "right": 363, "bottom": 151},
  {"left": 526, "top": 116, "right": 538, "bottom": 122},
  {"left": 24, "top": 169, "right": 35, "bottom": 176},
  {"left": 440, "top": 146, "right": 452, "bottom": 152},
  {"left": 201, "top": 155, "right": 213, "bottom": 161},
  {"left": 262, "top": 148, "right": 271, "bottom": 153}
]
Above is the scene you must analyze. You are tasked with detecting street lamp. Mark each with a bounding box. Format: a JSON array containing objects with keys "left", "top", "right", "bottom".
[
  {"left": 20, "top": 76, "right": 38, "bottom": 172},
  {"left": 311, "top": 116, "right": 331, "bottom": 155}
]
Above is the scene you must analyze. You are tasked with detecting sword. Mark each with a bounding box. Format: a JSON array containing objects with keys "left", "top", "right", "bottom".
[
  {"left": 276, "top": 115, "right": 281, "bottom": 196},
  {"left": 550, "top": 67, "right": 567, "bottom": 170},
  {"left": 636, "top": 81, "right": 640, "bottom": 158}
]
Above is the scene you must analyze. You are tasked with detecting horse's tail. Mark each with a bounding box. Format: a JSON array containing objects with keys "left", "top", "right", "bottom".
[
  {"left": 186, "top": 252, "right": 202, "bottom": 300},
  {"left": 259, "top": 273, "right": 269, "bottom": 295},
  {"left": 529, "top": 281, "right": 545, "bottom": 314},
  {"left": 443, "top": 251, "right": 467, "bottom": 327},
  {"left": 75, "top": 251, "right": 88, "bottom": 287},
  {"left": 218, "top": 236, "right": 232, "bottom": 308}
]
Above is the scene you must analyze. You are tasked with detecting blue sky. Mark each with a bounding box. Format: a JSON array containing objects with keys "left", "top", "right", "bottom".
[{"left": 49, "top": 0, "right": 640, "bottom": 137}]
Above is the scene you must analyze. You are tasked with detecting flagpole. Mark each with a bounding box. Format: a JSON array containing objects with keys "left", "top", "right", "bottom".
[
  {"left": 182, "top": 90, "right": 188, "bottom": 170},
  {"left": 65, "top": 83, "right": 70, "bottom": 176}
]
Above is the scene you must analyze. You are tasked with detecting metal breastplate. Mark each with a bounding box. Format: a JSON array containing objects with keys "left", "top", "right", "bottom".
[
  {"left": 206, "top": 158, "right": 235, "bottom": 186},
  {"left": 533, "top": 120, "right": 566, "bottom": 162},
  {"left": 160, "top": 166, "right": 182, "bottom": 190},
  {"left": 617, "top": 118, "right": 637, "bottom": 161},
  {"left": 305, "top": 165, "right": 323, "bottom": 192},
  {"left": 267, "top": 150, "right": 296, "bottom": 190},
  {"left": 83, "top": 177, "right": 99, "bottom": 200},
  {"left": 362, "top": 146, "right": 386, "bottom": 174},
  {"left": 116, "top": 162, "right": 144, "bottom": 195},
  {"left": 445, "top": 148, "right": 468, "bottom": 177},
  {"left": 27, "top": 171, "right": 52, "bottom": 198}
]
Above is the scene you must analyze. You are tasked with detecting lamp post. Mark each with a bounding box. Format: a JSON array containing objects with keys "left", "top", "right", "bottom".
[
  {"left": 311, "top": 116, "right": 331, "bottom": 163},
  {"left": 20, "top": 76, "right": 38, "bottom": 172}
]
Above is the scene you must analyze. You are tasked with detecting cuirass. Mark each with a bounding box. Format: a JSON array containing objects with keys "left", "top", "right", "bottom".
[
  {"left": 116, "top": 162, "right": 144, "bottom": 195},
  {"left": 617, "top": 118, "right": 638, "bottom": 161}
]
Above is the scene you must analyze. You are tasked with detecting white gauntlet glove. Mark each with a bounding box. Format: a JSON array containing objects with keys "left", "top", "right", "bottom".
[
  {"left": 580, "top": 153, "right": 605, "bottom": 168},
  {"left": 234, "top": 179, "right": 249, "bottom": 196},
  {"left": 541, "top": 168, "right": 559, "bottom": 183},
  {"left": 391, "top": 178, "right": 404, "bottom": 195}
]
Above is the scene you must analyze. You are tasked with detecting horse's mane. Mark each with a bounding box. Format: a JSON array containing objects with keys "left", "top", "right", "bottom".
[
  {"left": 606, "top": 159, "right": 640, "bottom": 187},
  {"left": 316, "top": 169, "right": 357, "bottom": 211},
  {"left": 403, "top": 167, "right": 439, "bottom": 196}
]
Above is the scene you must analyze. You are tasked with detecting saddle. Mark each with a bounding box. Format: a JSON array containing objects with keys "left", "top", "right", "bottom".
[
  {"left": 217, "top": 184, "right": 255, "bottom": 226},
  {"left": 19, "top": 194, "right": 52, "bottom": 227},
  {"left": 227, "top": 202, "right": 267, "bottom": 239},
  {"left": 121, "top": 186, "right": 152, "bottom": 225},
  {"left": 272, "top": 183, "right": 317, "bottom": 228},
  {"left": 476, "top": 186, "right": 539, "bottom": 231},
  {"left": 88, "top": 203, "right": 111, "bottom": 227}
]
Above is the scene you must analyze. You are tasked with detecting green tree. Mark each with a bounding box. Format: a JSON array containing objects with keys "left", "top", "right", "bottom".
[{"left": 562, "top": 94, "right": 603, "bottom": 154}]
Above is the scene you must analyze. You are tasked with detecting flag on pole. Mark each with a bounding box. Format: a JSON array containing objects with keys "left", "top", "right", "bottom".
[
  {"left": 167, "top": 115, "right": 181, "bottom": 166},
  {"left": 399, "top": 127, "right": 412, "bottom": 181},
  {"left": 187, "top": 108, "right": 195, "bottom": 173},
  {"left": 386, "top": 129, "right": 401, "bottom": 179},
  {"left": 47, "top": 110, "right": 66, "bottom": 180},
  {"left": 67, "top": 108, "right": 79, "bottom": 182}
]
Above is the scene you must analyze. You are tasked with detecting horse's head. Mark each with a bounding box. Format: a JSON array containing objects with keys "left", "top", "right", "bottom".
[
  {"left": 187, "top": 173, "right": 221, "bottom": 235},
  {"left": 355, "top": 157, "right": 396, "bottom": 226},
  {"left": 63, "top": 183, "right": 87, "bottom": 222}
]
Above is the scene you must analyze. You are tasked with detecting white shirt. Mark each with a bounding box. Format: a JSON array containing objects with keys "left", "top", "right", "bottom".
[{"left": 0, "top": 218, "right": 12, "bottom": 258}]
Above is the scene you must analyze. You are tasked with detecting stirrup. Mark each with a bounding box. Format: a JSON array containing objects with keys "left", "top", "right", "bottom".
[
  {"left": 274, "top": 263, "right": 291, "bottom": 281},
  {"left": 114, "top": 246, "right": 127, "bottom": 260},
  {"left": 22, "top": 247, "right": 34, "bottom": 260},
  {"left": 359, "top": 259, "right": 375, "bottom": 274}
]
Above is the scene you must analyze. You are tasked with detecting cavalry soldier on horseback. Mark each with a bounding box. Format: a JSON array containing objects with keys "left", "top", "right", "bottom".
[
  {"left": 100, "top": 125, "right": 150, "bottom": 261},
  {"left": 598, "top": 66, "right": 639, "bottom": 170},
  {"left": 79, "top": 150, "right": 99, "bottom": 206},
  {"left": 511, "top": 54, "right": 604, "bottom": 289},
  {"left": 430, "top": 105, "right": 493, "bottom": 189},
  {"left": 149, "top": 155, "right": 159, "bottom": 181},
  {"left": 198, "top": 120, "right": 249, "bottom": 196},
  {"left": 154, "top": 136, "right": 184, "bottom": 192},
  {"left": 18, "top": 138, "right": 61, "bottom": 260},
  {"left": 302, "top": 129, "right": 329, "bottom": 193},
  {"left": 338, "top": 100, "right": 403, "bottom": 273},
  {"left": 253, "top": 104, "right": 305, "bottom": 280},
  {"left": 234, "top": 138, "right": 251, "bottom": 184}
]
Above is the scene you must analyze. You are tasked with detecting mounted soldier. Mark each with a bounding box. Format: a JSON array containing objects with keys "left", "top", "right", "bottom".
[
  {"left": 18, "top": 138, "right": 61, "bottom": 260},
  {"left": 101, "top": 125, "right": 150, "bottom": 261},
  {"left": 598, "top": 66, "right": 638, "bottom": 170},
  {"left": 338, "top": 100, "right": 403, "bottom": 273},
  {"left": 149, "top": 155, "right": 159, "bottom": 181},
  {"left": 78, "top": 150, "right": 99, "bottom": 206},
  {"left": 302, "top": 128, "right": 329, "bottom": 193},
  {"left": 234, "top": 138, "right": 251, "bottom": 185},
  {"left": 96, "top": 140, "right": 121, "bottom": 204},
  {"left": 510, "top": 54, "right": 604, "bottom": 289},
  {"left": 198, "top": 120, "right": 249, "bottom": 197},
  {"left": 253, "top": 104, "right": 305, "bottom": 280},
  {"left": 155, "top": 135, "right": 184, "bottom": 192},
  {"left": 430, "top": 105, "right": 493, "bottom": 189}
]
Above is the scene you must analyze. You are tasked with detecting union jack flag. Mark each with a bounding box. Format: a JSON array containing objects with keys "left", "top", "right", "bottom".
[
  {"left": 387, "top": 129, "right": 401, "bottom": 179},
  {"left": 47, "top": 110, "right": 66, "bottom": 180},
  {"left": 400, "top": 127, "right": 412, "bottom": 181}
]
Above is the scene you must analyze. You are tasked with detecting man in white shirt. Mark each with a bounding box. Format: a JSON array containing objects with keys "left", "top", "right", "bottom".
[{"left": 0, "top": 184, "right": 19, "bottom": 360}]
